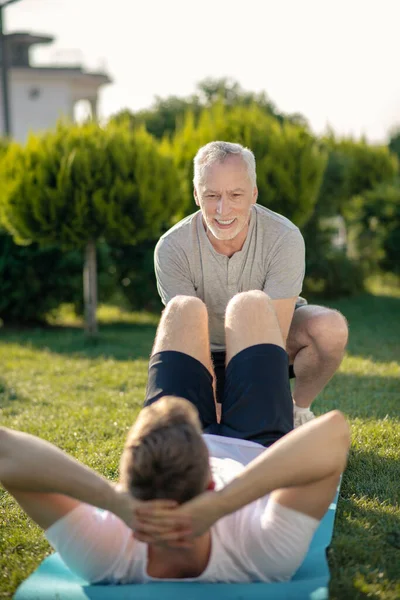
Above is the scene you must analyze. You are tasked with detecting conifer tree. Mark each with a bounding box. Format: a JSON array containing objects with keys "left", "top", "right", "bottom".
[{"left": 0, "top": 121, "right": 180, "bottom": 335}]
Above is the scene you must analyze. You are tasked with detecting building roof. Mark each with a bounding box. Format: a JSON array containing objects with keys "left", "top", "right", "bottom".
[
  {"left": 12, "top": 65, "right": 112, "bottom": 84},
  {"left": 4, "top": 31, "right": 112, "bottom": 85},
  {"left": 5, "top": 32, "right": 54, "bottom": 47}
]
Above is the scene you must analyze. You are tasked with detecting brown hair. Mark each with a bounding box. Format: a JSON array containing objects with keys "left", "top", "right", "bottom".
[{"left": 119, "top": 396, "right": 210, "bottom": 503}]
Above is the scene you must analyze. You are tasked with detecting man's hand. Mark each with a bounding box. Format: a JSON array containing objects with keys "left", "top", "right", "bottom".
[
  {"left": 135, "top": 490, "right": 223, "bottom": 545},
  {"left": 111, "top": 484, "right": 194, "bottom": 548}
]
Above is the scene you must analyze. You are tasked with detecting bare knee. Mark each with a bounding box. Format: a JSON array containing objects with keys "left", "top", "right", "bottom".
[
  {"left": 323, "top": 410, "right": 351, "bottom": 467},
  {"left": 226, "top": 291, "right": 274, "bottom": 319},
  {"left": 225, "top": 291, "right": 283, "bottom": 358},
  {"left": 155, "top": 296, "right": 209, "bottom": 359},
  {"left": 164, "top": 296, "right": 208, "bottom": 327},
  {"left": 326, "top": 410, "right": 350, "bottom": 440},
  {"left": 304, "top": 309, "right": 348, "bottom": 355},
  {"left": 166, "top": 295, "right": 206, "bottom": 316}
]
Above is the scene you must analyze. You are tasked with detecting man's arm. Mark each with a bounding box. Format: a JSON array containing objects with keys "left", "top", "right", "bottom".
[
  {"left": 155, "top": 237, "right": 197, "bottom": 306},
  {"left": 0, "top": 427, "right": 188, "bottom": 540},
  {"left": 0, "top": 427, "right": 125, "bottom": 529},
  {"left": 264, "top": 228, "right": 305, "bottom": 343},
  {"left": 271, "top": 297, "right": 297, "bottom": 344},
  {"left": 135, "top": 411, "right": 350, "bottom": 540},
  {"left": 212, "top": 411, "right": 348, "bottom": 519}
]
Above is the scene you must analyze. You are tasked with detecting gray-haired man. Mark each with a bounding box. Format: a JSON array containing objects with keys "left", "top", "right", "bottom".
[{"left": 155, "top": 141, "right": 348, "bottom": 427}]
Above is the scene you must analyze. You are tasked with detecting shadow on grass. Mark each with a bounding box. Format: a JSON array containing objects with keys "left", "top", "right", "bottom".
[
  {"left": 329, "top": 489, "right": 400, "bottom": 599},
  {"left": 0, "top": 292, "right": 399, "bottom": 364},
  {"left": 328, "top": 448, "right": 400, "bottom": 599},
  {"left": 0, "top": 378, "right": 31, "bottom": 420},
  {"left": 342, "top": 448, "right": 400, "bottom": 508},
  {"left": 0, "top": 378, "right": 29, "bottom": 412},
  {"left": 0, "top": 321, "right": 158, "bottom": 361}
]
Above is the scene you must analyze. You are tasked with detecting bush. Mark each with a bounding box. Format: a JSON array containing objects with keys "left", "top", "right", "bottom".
[
  {"left": 0, "top": 233, "right": 80, "bottom": 325},
  {"left": 0, "top": 122, "right": 181, "bottom": 331},
  {"left": 167, "top": 102, "right": 327, "bottom": 227},
  {"left": 0, "top": 232, "right": 117, "bottom": 325},
  {"left": 340, "top": 140, "right": 398, "bottom": 203},
  {"left": 351, "top": 182, "right": 400, "bottom": 275},
  {"left": 303, "top": 251, "right": 366, "bottom": 299},
  {"left": 109, "top": 240, "right": 163, "bottom": 312},
  {"left": 302, "top": 137, "right": 399, "bottom": 297}
]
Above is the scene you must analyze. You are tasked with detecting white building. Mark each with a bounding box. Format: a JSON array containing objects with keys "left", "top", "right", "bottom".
[{"left": 0, "top": 32, "right": 112, "bottom": 142}]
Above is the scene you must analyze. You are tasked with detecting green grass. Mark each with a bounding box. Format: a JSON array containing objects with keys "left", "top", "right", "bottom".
[{"left": 0, "top": 286, "right": 399, "bottom": 599}]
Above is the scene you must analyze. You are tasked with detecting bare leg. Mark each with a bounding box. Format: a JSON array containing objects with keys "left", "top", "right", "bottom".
[
  {"left": 225, "top": 290, "right": 284, "bottom": 365},
  {"left": 287, "top": 306, "right": 348, "bottom": 409},
  {"left": 222, "top": 291, "right": 287, "bottom": 432},
  {"left": 152, "top": 295, "right": 213, "bottom": 375},
  {"left": 151, "top": 296, "right": 217, "bottom": 417},
  {"left": 224, "top": 294, "right": 349, "bottom": 517}
]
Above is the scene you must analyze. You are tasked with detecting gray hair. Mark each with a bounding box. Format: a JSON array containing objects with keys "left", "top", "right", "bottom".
[{"left": 193, "top": 141, "right": 257, "bottom": 189}]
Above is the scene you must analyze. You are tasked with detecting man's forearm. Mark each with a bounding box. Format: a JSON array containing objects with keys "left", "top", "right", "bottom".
[
  {"left": 0, "top": 427, "right": 116, "bottom": 512},
  {"left": 214, "top": 412, "right": 349, "bottom": 518},
  {"left": 270, "top": 297, "right": 297, "bottom": 344}
]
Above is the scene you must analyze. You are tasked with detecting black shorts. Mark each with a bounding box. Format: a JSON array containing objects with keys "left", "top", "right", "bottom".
[
  {"left": 211, "top": 297, "right": 307, "bottom": 402},
  {"left": 212, "top": 353, "right": 295, "bottom": 404},
  {"left": 144, "top": 344, "right": 294, "bottom": 448}
]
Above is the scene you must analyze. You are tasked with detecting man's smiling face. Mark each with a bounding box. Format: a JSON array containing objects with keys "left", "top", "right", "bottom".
[{"left": 195, "top": 155, "right": 258, "bottom": 242}]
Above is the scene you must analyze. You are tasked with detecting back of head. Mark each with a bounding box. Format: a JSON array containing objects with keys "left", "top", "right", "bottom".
[{"left": 119, "top": 396, "right": 210, "bottom": 504}]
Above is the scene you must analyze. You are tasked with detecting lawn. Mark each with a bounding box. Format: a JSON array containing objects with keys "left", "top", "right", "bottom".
[{"left": 0, "top": 281, "right": 399, "bottom": 599}]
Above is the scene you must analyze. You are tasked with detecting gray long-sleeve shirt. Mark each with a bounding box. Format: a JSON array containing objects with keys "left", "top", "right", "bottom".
[{"left": 155, "top": 204, "right": 305, "bottom": 351}]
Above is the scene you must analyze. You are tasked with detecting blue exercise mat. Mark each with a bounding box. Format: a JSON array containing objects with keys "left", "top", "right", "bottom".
[{"left": 14, "top": 494, "right": 339, "bottom": 600}]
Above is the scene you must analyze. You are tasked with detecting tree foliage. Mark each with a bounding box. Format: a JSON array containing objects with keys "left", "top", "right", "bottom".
[
  {"left": 167, "top": 102, "right": 326, "bottom": 227},
  {"left": 0, "top": 231, "right": 115, "bottom": 325},
  {"left": 0, "top": 121, "right": 180, "bottom": 248},
  {"left": 351, "top": 182, "right": 400, "bottom": 274},
  {"left": 388, "top": 127, "right": 400, "bottom": 161},
  {"left": 109, "top": 77, "right": 309, "bottom": 140},
  {"left": 0, "top": 122, "right": 181, "bottom": 332}
]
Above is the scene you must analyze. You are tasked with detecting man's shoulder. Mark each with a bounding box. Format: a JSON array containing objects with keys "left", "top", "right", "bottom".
[
  {"left": 253, "top": 204, "right": 300, "bottom": 234},
  {"left": 157, "top": 211, "right": 201, "bottom": 249}
]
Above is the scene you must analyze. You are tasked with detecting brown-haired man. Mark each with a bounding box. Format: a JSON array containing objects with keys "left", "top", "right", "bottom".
[{"left": 0, "top": 292, "right": 350, "bottom": 583}]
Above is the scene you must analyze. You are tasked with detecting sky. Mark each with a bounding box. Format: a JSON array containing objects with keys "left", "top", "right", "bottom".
[{"left": 6, "top": 0, "right": 400, "bottom": 142}]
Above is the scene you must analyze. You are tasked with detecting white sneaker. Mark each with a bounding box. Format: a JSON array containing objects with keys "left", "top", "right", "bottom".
[{"left": 293, "top": 405, "right": 315, "bottom": 428}]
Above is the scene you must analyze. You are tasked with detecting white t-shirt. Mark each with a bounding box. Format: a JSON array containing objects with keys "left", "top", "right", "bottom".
[{"left": 46, "top": 435, "right": 318, "bottom": 584}]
